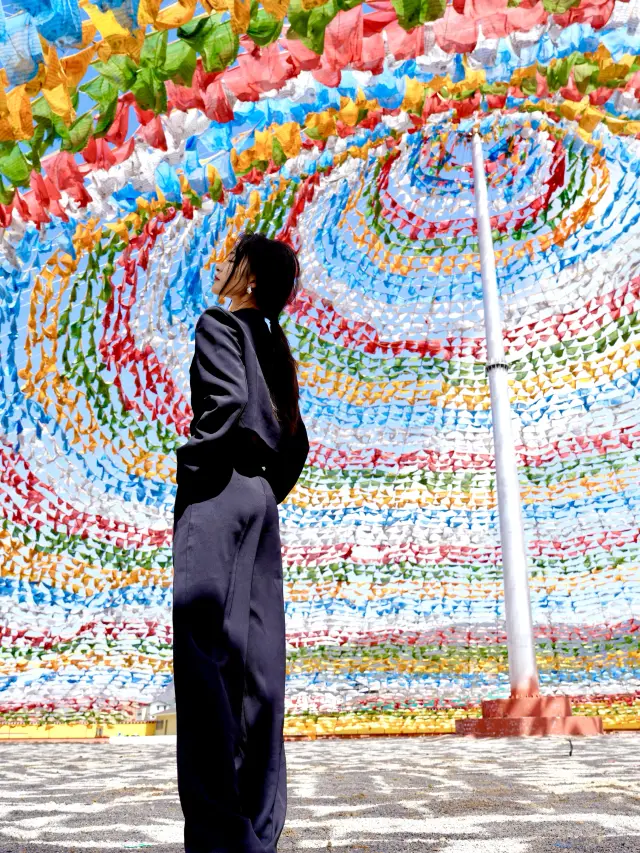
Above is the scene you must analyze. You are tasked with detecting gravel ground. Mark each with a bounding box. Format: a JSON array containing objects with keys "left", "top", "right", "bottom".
[{"left": 0, "top": 733, "right": 639, "bottom": 852}]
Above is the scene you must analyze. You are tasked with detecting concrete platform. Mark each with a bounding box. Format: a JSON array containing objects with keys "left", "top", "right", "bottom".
[
  {"left": 455, "top": 696, "right": 605, "bottom": 738},
  {"left": 0, "top": 733, "right": 638, "bottom": 852}
]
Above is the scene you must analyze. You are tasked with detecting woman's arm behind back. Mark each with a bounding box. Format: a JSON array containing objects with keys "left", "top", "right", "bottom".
[{"left": 264, "top": 416, "right": 309, "bottom": 505}]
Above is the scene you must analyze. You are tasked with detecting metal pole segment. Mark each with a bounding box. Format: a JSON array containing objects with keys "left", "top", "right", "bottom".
[{"left": 471, "top": 130, "right": 540, "bottom": 698}]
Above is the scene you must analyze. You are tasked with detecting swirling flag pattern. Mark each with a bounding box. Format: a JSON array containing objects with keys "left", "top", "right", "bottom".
[{"left": 0, "top": 0, "right": 639, "bottom": 734}]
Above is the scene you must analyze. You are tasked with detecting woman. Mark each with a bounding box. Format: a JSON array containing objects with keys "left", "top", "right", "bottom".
[{"left": 172, "top": 232, "right": 309, "bottom": 853}]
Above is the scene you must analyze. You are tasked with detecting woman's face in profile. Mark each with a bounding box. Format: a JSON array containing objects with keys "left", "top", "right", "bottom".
[{"left": 213, "top": 247, "right": 252, "bottom": 299}]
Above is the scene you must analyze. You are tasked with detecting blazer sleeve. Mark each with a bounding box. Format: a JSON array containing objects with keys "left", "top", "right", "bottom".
[
  {"left": 265, "top": 416, "right": 310, "bottom": 505},
  {"left": 176, "top": 309, "right": 248, "bottom": 484}
]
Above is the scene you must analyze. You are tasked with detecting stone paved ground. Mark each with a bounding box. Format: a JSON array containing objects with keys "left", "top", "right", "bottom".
[{"left": 0, "top": 733, "right": 639, "bottom": 853}]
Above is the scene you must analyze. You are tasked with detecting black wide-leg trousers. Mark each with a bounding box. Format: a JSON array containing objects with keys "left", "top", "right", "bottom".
[{"left": 172, "top": 469, "right": 287, "bottom": 853}]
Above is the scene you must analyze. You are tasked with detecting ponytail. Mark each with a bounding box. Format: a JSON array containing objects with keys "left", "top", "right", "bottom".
[{"left": 267, "top": 314, "right": 301, "bottom": 437}]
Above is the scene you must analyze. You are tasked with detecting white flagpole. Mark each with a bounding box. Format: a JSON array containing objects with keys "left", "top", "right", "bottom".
[{"left": 471, "top": 130, "right": 539, "bottom": 697}]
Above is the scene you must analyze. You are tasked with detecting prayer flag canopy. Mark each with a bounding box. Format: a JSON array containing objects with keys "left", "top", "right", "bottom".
[{"left": 0, "top": 0, "right": 638, "bottom": 731}]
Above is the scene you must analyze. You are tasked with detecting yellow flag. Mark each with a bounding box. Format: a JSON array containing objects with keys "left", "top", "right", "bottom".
[
  {"left": 231, "top": 0, "right": 251, "bottom": 33},
  {"left": 0, "top": 85, "right": 33, "bottom": 141},
  {"left": 155, "top": 0, "right": 198, "bottom": 29},
  {"left": 401, "top": 78, "right": 425, "bottom": 113},
  {"left": 44, "top": 84, "right": 75, "bottom": 125},
  {"left": 339, "top": 98, "right": 359, "bottom": 127},
  {"left": 254, "top": 128, "right": 273, "bottom": 161},
  {"left": 61, "top": 45, "right": 96, "bottom": 89},
  {"left": 262, "top": 0, "right": 288, "bottom": 19},
  {"left": 137, "top": 0, "right": 162, "bottom": 25},
  {"left": 42, "top": 47, "right": 75, "bottom": 124},
  {"left": 201, "top": 0, "right": 230, "bottom": 11},
  {"left": 305, "top": 111, "right": 337, "bottom": 138},
  {"left": 80, "top": 0, "right": 130, "bottom": 37},
  {"left": 274, "top": 122, "right": 301, "bottom": 157}
]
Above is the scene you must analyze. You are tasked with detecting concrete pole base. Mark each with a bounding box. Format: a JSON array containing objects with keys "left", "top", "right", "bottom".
[{"left": 455, "top": 696, "right": 604, "bottom": 737}]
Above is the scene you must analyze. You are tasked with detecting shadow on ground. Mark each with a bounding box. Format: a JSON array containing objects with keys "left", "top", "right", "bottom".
[{"left": 0, "top": 733, "right": 639, "bottom": 852}]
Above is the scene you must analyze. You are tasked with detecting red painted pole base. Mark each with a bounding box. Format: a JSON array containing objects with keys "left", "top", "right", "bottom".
[{"left": 455, "top": 696, "right": 604, "bottom": 737}]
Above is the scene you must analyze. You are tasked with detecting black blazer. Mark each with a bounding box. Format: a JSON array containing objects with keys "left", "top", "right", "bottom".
[{"left": 176, "top": 305, "right": 309, "bottom": 504}]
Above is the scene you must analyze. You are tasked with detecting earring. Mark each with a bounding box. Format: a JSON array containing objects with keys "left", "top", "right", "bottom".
[{"left": 246, "top": 285, "right": 253, "bottom": 294}]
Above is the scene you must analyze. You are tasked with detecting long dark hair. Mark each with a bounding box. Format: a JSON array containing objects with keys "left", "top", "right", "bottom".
[{"left": 220, "top": 231, "right": 301, "bottom": 438}]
